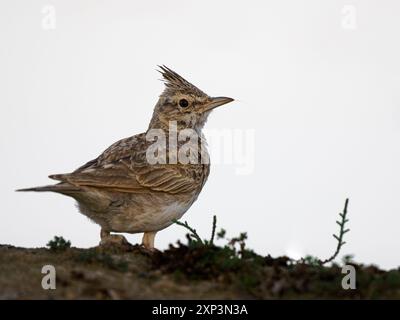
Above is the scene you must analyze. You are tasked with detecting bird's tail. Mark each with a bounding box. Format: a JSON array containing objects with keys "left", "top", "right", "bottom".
[
  {"left": 17, "top": 185, "right": 58, "bottom": 192},
  {"left": 16, "top": 183, "right": 80, "bottom": 193}
]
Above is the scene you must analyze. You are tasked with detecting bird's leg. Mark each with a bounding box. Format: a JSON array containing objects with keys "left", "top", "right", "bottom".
[
  {"left": 100, "top": 228, "right": 129, "bottom": 246},
  {"left": 141, "top": 231, "right": 157, "bottom": 250}
]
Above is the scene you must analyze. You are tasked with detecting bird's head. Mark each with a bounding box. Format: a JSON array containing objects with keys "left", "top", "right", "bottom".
[{"left": 148, "top": 65, "right": 234, "bottom": 131}]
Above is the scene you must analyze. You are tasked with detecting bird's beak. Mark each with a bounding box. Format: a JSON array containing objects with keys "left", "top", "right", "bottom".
[{"left": 203, "top": 96, "right": 234, "bottom": 112}]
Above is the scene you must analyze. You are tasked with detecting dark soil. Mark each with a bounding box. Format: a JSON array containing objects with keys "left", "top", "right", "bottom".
[{"left": 0, "top": 242, "right": 399, "bottom": 299}]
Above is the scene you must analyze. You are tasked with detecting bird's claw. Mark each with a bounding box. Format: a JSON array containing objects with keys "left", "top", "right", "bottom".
[{"left": 100, "top": 234, "right": 130, "bottom": 247}]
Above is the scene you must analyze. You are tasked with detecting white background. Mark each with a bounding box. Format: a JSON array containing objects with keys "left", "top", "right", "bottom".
[{"left": 0, "top": 1, "right": 399, "bottom": 269}]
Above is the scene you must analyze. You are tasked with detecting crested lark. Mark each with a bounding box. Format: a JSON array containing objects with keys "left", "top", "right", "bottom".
[{"left": 18, "top": 66, "right": 234, "bottom": 250}]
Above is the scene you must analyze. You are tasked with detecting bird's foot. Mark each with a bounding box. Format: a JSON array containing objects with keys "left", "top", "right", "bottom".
[
  {"left": 138, "top": 244, "right": 160, "bottom": 255},
  {"left": 100, "top": 234, "right": 129, "bottom": 247},
  {"left": 99, "top": 229, "right": 132, "bottom": 251}
]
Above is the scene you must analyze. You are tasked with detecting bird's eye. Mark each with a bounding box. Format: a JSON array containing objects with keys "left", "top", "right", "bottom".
[{"left": 179, "top": 99, "right": 189, "bottom": 108}]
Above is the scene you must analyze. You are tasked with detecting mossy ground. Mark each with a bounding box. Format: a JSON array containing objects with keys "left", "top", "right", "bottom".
[{"left": 0, "top": 242, "right": 399, "bottom": 299}]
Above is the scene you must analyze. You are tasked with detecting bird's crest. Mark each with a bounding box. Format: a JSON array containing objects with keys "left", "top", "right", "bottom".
[{"left": 158, "top": 65, "right": 207, "bottom": 97}]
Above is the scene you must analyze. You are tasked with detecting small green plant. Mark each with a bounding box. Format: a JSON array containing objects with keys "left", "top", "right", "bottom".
[
  {"left": 228, "top": 232, "right": 248, "bottom": 255},
  {"left": 303, "top": 255, "right": 322, "bottom": 267},
  {"left": 217, "top": 228, "right": 226, "bottom": 239},
  {"left": 209, "top": 215, "right": 217, "bottom": 245},
  {"left": 173, "top": 215, "right": 249, "bottom": 254},
  {"left": 173, "top": 219, "right": 204, "bottom": 245},
  {"left": 46, "top": 236, "right": 71, "bottom": 251},
  {"left": 295, "top": 199, "right": 351, "bottom": 266},
  {"left": 173, "top": 215, "right": 253, "bottom": 261},
  {"left": 173, "top": 214, "right": 218, "bottom": 246},
  {"left": 319, "top": 198, "right": 350, "bottom": 265},
  {"left": 342, "top": 254, "right": 355, "bottom": 265}
]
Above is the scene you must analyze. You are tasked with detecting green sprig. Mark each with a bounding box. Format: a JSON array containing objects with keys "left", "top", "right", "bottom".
[{"left": 319, "top": 198, "right": 350, "bottom": 265}]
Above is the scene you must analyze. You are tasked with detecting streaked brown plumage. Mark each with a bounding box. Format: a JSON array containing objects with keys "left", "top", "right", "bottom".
[{"left": 17, "top": 66, "right": 234, "bottom": 250}]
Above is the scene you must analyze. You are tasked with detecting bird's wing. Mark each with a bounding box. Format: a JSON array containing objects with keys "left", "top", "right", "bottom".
[
  {"left": 49, "top": 133, "right": 201, "bottom": 194},
  {"left": 51, "top": 164, "right": 199, "bottom": 194}
]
